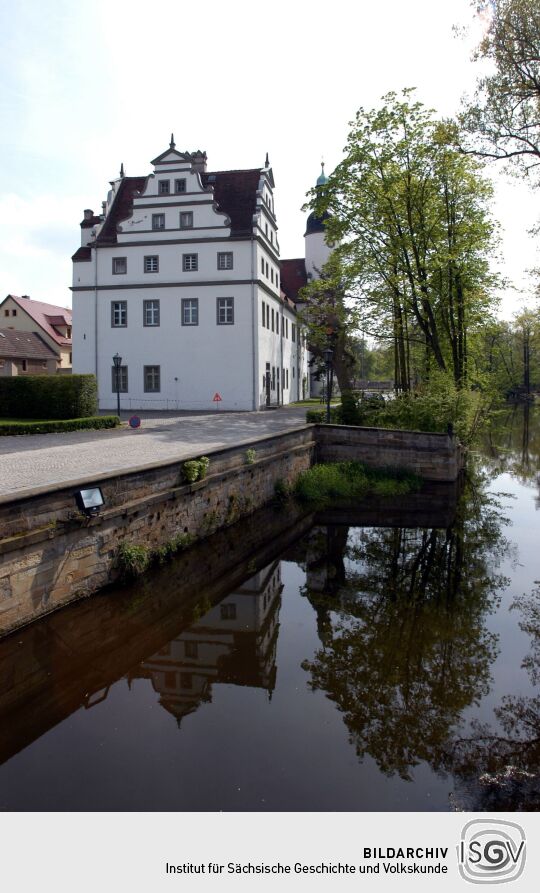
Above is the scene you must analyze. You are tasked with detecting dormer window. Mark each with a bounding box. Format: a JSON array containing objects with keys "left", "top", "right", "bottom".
[
  {"left": 158, "top": 180, "right": 170, "bottom": 195},
  {"left": 175, "top": 179, "right": 186, "bottom": 193}
]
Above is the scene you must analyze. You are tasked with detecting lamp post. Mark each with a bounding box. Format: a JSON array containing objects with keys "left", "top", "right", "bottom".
[
  {"left": 113, "top": 352, "right": 122, "bottom": 419},
  {"left": 323, "top": 344, "right": 333, "bottom": 423}
]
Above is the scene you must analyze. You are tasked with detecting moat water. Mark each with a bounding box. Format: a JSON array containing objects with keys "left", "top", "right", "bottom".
[{"left": 0, "top": 405, "right": 538, "bottom": 811}]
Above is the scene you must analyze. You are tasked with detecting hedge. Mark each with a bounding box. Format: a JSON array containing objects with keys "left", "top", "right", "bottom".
[
  {"left": 0, "top": 374, "right": 98, "bottom": 419},
  {"left": 0, "top": 416, "right": 119, "bottom": 436}
]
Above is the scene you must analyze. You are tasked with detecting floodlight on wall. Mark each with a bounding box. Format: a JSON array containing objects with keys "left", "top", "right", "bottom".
[{"left": 75, "top": 487, "right": 105, "bottom": 516}]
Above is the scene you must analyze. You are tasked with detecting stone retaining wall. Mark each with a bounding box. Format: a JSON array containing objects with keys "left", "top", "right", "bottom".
[
  {"left": 0, "top": 423, "right": 464, "bottom": 638},
  {"left": 316, "top": 425, "right": 463, "bottom": 482}
]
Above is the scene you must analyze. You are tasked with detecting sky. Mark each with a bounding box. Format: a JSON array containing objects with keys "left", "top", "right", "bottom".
[{"left": 0, "top": 0, "right": 538, "bottom": 318}]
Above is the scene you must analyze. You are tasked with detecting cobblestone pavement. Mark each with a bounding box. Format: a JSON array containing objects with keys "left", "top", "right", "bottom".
[{"left": 0, "top": 406, "right": 312, "bottom": 499}]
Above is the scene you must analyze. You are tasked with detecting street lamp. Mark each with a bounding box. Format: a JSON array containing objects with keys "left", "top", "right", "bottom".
[
  {"left": 323, "top": 344, "right": 333, "bottom": 423},
  {"left": 113, "top": 352, "right": 122, "bottom": 418}
]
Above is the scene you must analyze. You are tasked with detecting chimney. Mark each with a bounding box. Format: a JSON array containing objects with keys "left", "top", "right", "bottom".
[
  {"left": 21, "top": 294, "right": 30, "bottom": 299},
  {"left": 83, "top": 209, "right": 94, "bottom": 220}
]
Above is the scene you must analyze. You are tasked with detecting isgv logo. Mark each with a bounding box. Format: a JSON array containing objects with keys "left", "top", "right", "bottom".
[{"left": 458, "top": 819, "right": 526, "bottom": 884}]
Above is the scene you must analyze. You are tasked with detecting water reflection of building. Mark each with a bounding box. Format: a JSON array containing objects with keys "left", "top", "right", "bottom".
[{"left": 131, "top": 561, "right": 283, "bottom": 725}]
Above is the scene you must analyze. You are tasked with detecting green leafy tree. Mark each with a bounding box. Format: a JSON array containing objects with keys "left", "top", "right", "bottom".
[
  {"left": 310, "top": 91, "right": 499, "bottom": 391},
  {"left": 460, "top": 0, "right": 540, "bottom": 181}
]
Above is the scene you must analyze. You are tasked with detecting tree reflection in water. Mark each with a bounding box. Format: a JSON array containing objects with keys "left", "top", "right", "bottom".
[
  {"left": 300, "top": 473, "right": 510, "bottom": 783},
  {"left": 446, "top": 582, "right": 540, "bottom": 810}
]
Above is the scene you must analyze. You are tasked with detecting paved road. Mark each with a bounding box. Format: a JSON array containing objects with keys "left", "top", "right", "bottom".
[{"left": 0, "top": 407, "right": 311, "bottom": 500}]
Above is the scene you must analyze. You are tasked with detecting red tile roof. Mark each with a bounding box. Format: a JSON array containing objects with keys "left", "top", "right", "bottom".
[
  {"left": 0, "top": 329, "right": 59, "bottom": 361},
  {"left": 72, "top": 246, "right": 92, "bottom": 262},
  {"left": 201, "top": 169, "right": 261, "bottom": 235},
  {"left": 95, "top": 176, "right": 148, "bottom": 245},
  {"left": 2, "top": 295, "right": 72, "bottom": 347},
  {"left": 280, "top": 258, "right": 307, "bottom": 303}
]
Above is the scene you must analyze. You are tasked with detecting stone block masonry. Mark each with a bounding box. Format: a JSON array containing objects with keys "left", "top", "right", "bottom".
[{"left": 0, "top": 423, "right": 463, "bottom": 638}]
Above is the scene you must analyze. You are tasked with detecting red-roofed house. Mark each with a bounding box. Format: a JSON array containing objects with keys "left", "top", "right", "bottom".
[
  {"left": 71, "top": 139, "right": 309, "bottom": 410},
  {"left": 0, "top": 295, "right": 72, "bottom": 370}
]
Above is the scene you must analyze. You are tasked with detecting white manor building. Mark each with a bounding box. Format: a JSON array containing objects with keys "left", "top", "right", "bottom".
[{"left": 71, "top": 138, "right": 330, "bottom": 412}]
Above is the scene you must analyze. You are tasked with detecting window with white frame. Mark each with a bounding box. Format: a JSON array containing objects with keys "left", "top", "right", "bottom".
[
  {"left": 111, "top": 365, "right": 128, "bottom": 392},
  {"left": 181, "top": 298, "right": 198, "bottom": 326},
  {"left": 112, "top": 257, "right": 127, "bottom": 274},
  {"left": 144, "top": 365, "right": 160, "bottom": 392},
  {"left": 152, "top": 213, "right": 165, "bottom": 230},
  {"left": 217, "top": 251, "right": 233, "bottom": 270},
  {"left": 217, "top": 297, "right": 234, "bottom": 325},
  {"left": 180, "top": 211, "right": 193, "bottom": 229},
  {"left": 144, "top": 255, "right": 159, "bottom": 273},
  {"left": 183, "top": 253, "right": 198, "bottom": 272},
  {"left": 143, "top": 299, "right": 160, "bottom": 327},
  {"left": 111, "top": 301, "right": 127, "bottom": 327},
  {"left": 175, "top": 178, "right": 186, "bottom": 193},
  {"left": 158, "top": 180, "right": 170, "bottom": 194}
]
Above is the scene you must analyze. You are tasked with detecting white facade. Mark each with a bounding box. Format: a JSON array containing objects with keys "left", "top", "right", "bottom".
[{"left": 72, "top": 142, "right": 308, "bottom": 411}]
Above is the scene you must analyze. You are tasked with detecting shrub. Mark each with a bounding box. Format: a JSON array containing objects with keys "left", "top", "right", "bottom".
[
  {"left": 274, "top": 478, "right": 291, "bottom": 503},
  {"left": 116, "top": 542, "right": 151, "bottom": 581},
  {"left": 182, "top": 456, "right": 210, "bottom": 483},
  {"left": 340, "top": 390, "right": 362, "bottom": 425},
  {"left": 306, "top": 406, "right": 341, "bottom": 424},
  {"left": 182, "top": 460, "right": 201, "bottom": 483},
  {"left": 0, "top": 374, "right": 98, "bottom": 419},
  {"left": 198, "top": 456, "right": 210, "bottom": 479},
  {"left": 245, "top": 448, "right": 256, "bottom": 465},
  {"left": 0, "top": 416, "right": 119, "bottom": 436}
]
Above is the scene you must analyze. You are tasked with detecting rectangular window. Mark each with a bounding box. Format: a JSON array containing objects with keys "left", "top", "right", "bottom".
[
  {"left": 286, "top": 369, "right": 289, "bottom": 388},
  {"left": 180, "top": 673, "right": 193, "bottom": 689},
  {"left": 111, "top": 365, "right": 128, "bottom": 392},
  {"left": 261, "top": 257, "right": 264, "bottom": 275},
  {"left": 144, "top": 365, "right": 160, "bottom": 392},
  {"left": 220, "top": 603, "right": 237, "bottom": 620},
  {"left": 180, "top": 211, "right": 193, "bottom": 229},
  {"left": 266, "top": 304, "right": 270, "bottom": 328},
  {"left": 152, "top": 213, "right": 165, "bottom": 230},
  {"left": 217, "top": 297, "right": 234, "bottom": 325},
  {"left": 217, "top": 251, "right": 233, "bottom": 270},
  {"left": 183, "top": 253, "right": 198, "bottom": 271},
  {"left": 181, "top": 298, "right": 199, "bottom": 326},
  {"left": 158, "top": 180, "right": 170, "bottom": 194},
  {"left": 112, "top": 257, "right": 127, "bottom": 274},
  {"left": 271, "top": 269, "right": 274, "bottom": 284},
  {"left": 143, "top": 299, "right": 160, "bottom": 327},
  {"left": 281, "top": 316, "right": 285, "bottom": 336},
  {"left": 22, "top": 359, "right": 27, "bottom": 372},
  {"left": 271, "top": 308, "right": 274, "bottom": 332},
  {"left": 175, "top": 178, "right": 186, "bottom": 193},
  {"left": 185, "top": 641, "right": 198, "bottom": 659},
  {"left": 261, "top": 301, "right": 266, "bottom": 327},
  {"left": 286, "top": 318, "right": 288, "bottom": 338},
  {"left": 292, "top": 323, "right": 296, "bottom": 343},
  {"left": 144, "top": 255, "right": 159, "bottom": 273},
  {"left": 272, "top": 366, "right": 276, "bottom": 390},
  {"left": 111, "top": 301, "right": 127, "bottom": 327}
]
